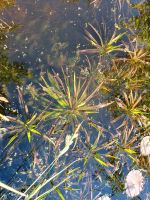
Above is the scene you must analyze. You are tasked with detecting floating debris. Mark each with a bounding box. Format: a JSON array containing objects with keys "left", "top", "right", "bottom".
[
  {"left": 140, "top": 136, "right": 150, "bottom": 156},
  {"left": 125, "top": 170, "right": 144, "bottom": 198}
]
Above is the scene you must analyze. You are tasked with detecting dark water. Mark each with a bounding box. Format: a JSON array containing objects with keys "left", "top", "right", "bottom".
[{"left": 0, "top": 0, "right": 150, "bottom": 199}]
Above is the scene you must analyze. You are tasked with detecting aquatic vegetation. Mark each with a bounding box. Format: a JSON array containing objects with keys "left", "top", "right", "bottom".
[
  {"left": 0, "top": 0, "right": 16, "bottom": 10},
  {"left": 40, "top": 70, "right": 112, "bottom": 125},
  {"left": 115, "top": 90, "right": 148, "bottom": 126},
  {"left": 114, "top": 39, "right": 150, "bottom": 73},
  {"left": 0, "top": 181, "right": 26, "bottom": 198},
  {"left": 0, "top": 0, "right": 150, "bottom": 199},
  {"left": 140, "top": 136, "right": 150, "bottom": 156},
  {"left": 90, "top": 0, "right": 102, "bottom": 8},
  {"left": 126, "top": 0, "right": 150, "bottom": 49},
  {"left": 0, "top": 95, "right": 9, "bottom": 121},
  {"left": 81, "top": 131, "right": 115, "bottom": 168},
  {"left": 79, "top": 23, "right": 125, "bottom": 56},
  {"left": 6, "top": 113, "right": 41, "bottom": 146},
  {"left": 4, "top": 88, "right": 41, "bottom": 146},
  {"left": 125, "top": 170, "right": 144, "bottom": 198}
]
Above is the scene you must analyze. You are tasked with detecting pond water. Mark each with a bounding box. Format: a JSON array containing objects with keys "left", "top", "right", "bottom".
[{"left": 0, "top": 0, "right": 150, "bottom": 200}]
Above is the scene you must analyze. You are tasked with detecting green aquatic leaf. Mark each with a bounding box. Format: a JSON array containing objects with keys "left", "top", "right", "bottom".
[
  {"left": 108, "top": 32, "right": 126, "bottom": 46},
  {"left": 50, "top": 182, "right": 65, "bottom": 200},
  {"left": 26, "top": 114, "right": 37, "bottom": 125},
  {"left": 64, "top": 187, "right": 79, "bottom": 191},
  {"left": 55, "top": 187, "right": 65, "bottom": 200},
  {"left": 94, "top": 157, "right": 108, "bottom": 167},
  {"left": 128, "top": 155, "right": 137, "bottom": 162},
  {"left": 105, "top": 154, "right": 119, "bottom": 160},
  {"left": 5, "top": 134, "right": 18, "bottom": 148},
  {"left": 27, "top": 131, "right": 31, "bottom": 142},
  {"left": 124, "top": 148, "right": 137, "bottom": 154},
  {"left": 30, "top": 129, "right": 41, "bottom": 135}
]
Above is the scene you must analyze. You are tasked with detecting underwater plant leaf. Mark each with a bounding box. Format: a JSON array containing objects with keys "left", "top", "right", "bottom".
[
  {"left": 26, "top": 159, "right": 81, "bottom": 200},
  {"left": 128, "top": 155, "right": 137, "bottom": 162},
  {"left": 0, "top": 181, "right": 27, "bottom": 197},
  {"left": 64, "top": 187, "right": 79, "bottom": 191},
  {"left": 26, "top": 114, "right": 37, "bottom": 125},
  {"left": 88, "top": 23, "right": 104, "bottom": 45},
  {"left": 0, "top": 96, "right": 8, "bottom": 102},
  {"left": 79, "top": 49, "right": 99, "bottom": 54},
  {"left": 124, "top": 148, "right": 137, "bottom": 154},
  {"left": 30, "top": 129, "right": 41, "bottom": 135},
  {"left": 27, "top": 131, "right": 31, "bottom": 142},
  {"left": 35, "top": 176, "right": 72, "bottom": 200},
  {"left": 54, "top": 186, "right": 65, "bottom": 200},
  {"left": 5, "top": 134, "right": 18, "bottom": 148},
  {"left": 58, "top": 123, "right": 82, "bottom": 158},
  {"left": 108, "top": 32, "right": 126, "bottom": 46},
  {"left": 94, "top": 157, "right": 108, "bottom": 167},
  {"left": 105, "top": 154, "right": 119, "bottom": 160},
  {"left": 0, "top": 114, "right": 10, "bottom": 121}
]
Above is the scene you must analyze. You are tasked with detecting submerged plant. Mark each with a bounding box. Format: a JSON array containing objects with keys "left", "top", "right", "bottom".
[
  {"left": 4, "top": 87, "right": 41, "bottom": 146},
  {"left": 0, "top": 0, "right": 16, "bottom": 10},
  {"left": 115, "top": 39, "right": 150, "bottom": 71},
  {"left": 40, "top": 70, "right": 112, "bottom": 125},
  {"left": 116, "top": 90, "right": 148, "bottom": 126},
  {"left": 79, "top": 23, "right": 125, "bottom": 56},
  {"left": 90, "top": 0, "right": 102, "bottom": 8},
  {"left": 0, "top": 95, "right": 9, "bottom": 121},
  {"left": 6, "top": 113, "right": 41, "bottom": 146}
]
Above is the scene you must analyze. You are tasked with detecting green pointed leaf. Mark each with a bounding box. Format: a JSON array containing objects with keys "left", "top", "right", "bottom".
[
  {"left": 26, "top": 114, "right": 37, "bottom": 125},
  {"left": 30, "top": 129, "right": 41, "bottom": 135},
  {"left": 124, "top": 148, "right": 137, "bottom": 154},
  {"left": 27, "top": 131, "right": 31, "bottom": 142},
  {"left": 95, "top": 157, "right": 108, "bottom": 167},
  {"left": 55, "top": 188, "right": 65, "bottom": 200},
  {"left": 128, "top": 155, "right": 137, "bottom": 162},
  {"left": 5, "top": 134, "right": 18, "bottom": 148}
]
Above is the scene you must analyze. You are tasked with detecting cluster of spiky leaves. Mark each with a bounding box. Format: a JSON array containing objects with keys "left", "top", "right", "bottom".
[
  {"left": 79, "top": 23, "right": 125, "bottom": 56},
  {"left": 40, "top": 70, "right": 112, "bottom": 124}
]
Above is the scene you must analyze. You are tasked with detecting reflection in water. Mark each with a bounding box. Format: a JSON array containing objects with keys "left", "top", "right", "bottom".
[
  {"left": 0, "top": 0, "right": 149, "bottom": 200},
  {"left": 0, "top": 0, "right": 28, "bottom": 128},
  {"left": 1, "top": 0, "right": 131, "bottom": 69}
]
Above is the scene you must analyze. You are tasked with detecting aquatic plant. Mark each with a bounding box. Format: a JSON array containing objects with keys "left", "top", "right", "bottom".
[
  {"left": 81, "top": 130, "right": 115, "bottom": 168},
  {"left": 4, "top": 87, "right": 41, "bottom": 146},
  {"left": 0, "top": 181, "right": 26, "bottom": 198},
  {"left": 0, "top": 0, "right": 150, "bottom": 199},
  {"left": 40, "top": 70, "right": 112, "bottom": 126},
  {"left": 115, "top": 90, "right": 148, "bottom": 126},
  {"left": 6, "top": 113, "right": 41, "bottom": 146},
  {"left": 0, "top": 95, "right": 9, "bottom": 121},
  {"left": 125, "top": 170, "right": 144, "bottom": 198},
  {"left": 79, "top": 23, "right": 125, "bottom": 56},
  {"left": 90, "top": 0, "right": 102, "bottom": 8},
  {"left": 126, "top": 0, "right": 150, "bottom": 49},
  {"left": 114, "top": 39, "right": 150, "bottom": 74},
  {"left": 0, "top": 0, "right": 16, "bottom": 10}
]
